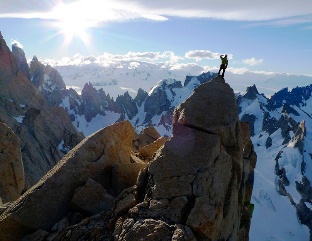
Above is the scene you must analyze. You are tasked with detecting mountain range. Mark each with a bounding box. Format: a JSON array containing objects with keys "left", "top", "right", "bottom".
[{"left": 1, "top": 33, "right": 312, "bottom": 240}]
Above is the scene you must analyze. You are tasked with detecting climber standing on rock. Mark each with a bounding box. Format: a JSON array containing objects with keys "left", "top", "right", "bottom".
[{"left": 218, "top": 54, "right": 228, "bottom": 78}]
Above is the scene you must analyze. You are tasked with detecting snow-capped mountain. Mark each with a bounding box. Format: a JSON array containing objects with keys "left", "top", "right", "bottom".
[
  {"left": 47, "top": 58, "right": 205, "bottom": 99},
  {"left": 42, "top": 55, "right": 312, "bottom": 100},
  {"left": 237, "top": 85, "right": 312, "bottom": 240},
  {"left": 16, "top": 46, "right": 312, "bottom": 240},
  {"left": 51, "top": 72, "right": 312, "bottom": 240}
]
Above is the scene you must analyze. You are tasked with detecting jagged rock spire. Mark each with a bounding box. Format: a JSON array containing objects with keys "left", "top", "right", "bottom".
[
  {"left": 12, "top": 42, "right": 31, "bottom": 79},
  {"left": 244, "top": 84, "right": 259, "bottom": 100}
]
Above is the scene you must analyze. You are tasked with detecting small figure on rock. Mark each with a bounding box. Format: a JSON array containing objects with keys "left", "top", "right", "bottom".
[{"left": 218, "top": 54, "right": 228, "bottom": 78}]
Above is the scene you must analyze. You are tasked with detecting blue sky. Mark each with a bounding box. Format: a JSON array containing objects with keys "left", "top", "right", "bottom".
[{"left": 0, "top": 0, "right": 312, "bottom": 75}]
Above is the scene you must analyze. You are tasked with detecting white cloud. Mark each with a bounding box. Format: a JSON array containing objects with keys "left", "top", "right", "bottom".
[
  {"left": 185, "top": 50, "right": 233, "bottom": 62},
  {"left": 169, "top": 63, "right": 205, "bottom": 72},
  {"left": 11, "top": 40, "right": 23, "bottom": 49},
  {"left": 1, "top": 0, "right": 312, "bottom": 23},
  {"left": 242, "top": 57, "right": 264, "bottom": 66},
  {"left": 43, "top": 51, "right": 184, "bottom": 66},
  {"left": 185, "top": 50, "right": 220, "bottom": 61}
]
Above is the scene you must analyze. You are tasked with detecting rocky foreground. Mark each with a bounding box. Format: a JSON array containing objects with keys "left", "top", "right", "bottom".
[{"left": 0, "top": 76, "right": 257, "bottom": 241}]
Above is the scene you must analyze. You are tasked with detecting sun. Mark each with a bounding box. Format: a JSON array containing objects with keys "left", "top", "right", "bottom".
[
  {"left": 51, "top": 2, "right": 95, "bottom": 45},
  {"left": 56, "top": 17, "right": 90, "bottom": 44}
]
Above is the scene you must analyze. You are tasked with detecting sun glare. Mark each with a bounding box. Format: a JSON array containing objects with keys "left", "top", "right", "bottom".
[
  {"left": 51, "top": 2, "right": 96, "bottom": 45},
  {"left": 56, "top": 17, "right": 90, "bottom": 44}
]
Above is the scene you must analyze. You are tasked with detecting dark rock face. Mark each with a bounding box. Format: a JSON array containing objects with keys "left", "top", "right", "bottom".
[
  {"left": 143, "top": 80, "right": 176, "bottom": 124},
  {"left": 29, "top": 56, "right": 45, "bottom": 88},
  {"left": 115, "top": 92, "right": 138, "bottom": 120},
  {"left": 296, "top": 178, "right": 312, "bottom": 232},
  {"left": 11, "top": 43, "right": 31, "bottom": 80},
  {"left": 134, "top": 88, "right": 148, "bottom": 107},
  {"left": 29, "top": 57, "right": 66, "bottom": 106},
  {"left": 244, "top": 85, "right": 259, "bottom": 100},
  {"left": 282, "top": 103, "right": 300, "bottom": 116},
  {"left": 241, "top": 114, "right": 256, "bottom": 136},
  {"left": 81, "top": 82, "right": 104, "bottom": 122},
  {"left": 262, "top": 112, "right": 279, "bottom": 135}
]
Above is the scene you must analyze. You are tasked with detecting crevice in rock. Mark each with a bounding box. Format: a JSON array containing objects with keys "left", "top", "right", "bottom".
[
  {"left": 180, "top": 123, "right": 217, "bottom": 136},
  {"left": 136, "top": 166, "right": 149, "bottom": 203}
]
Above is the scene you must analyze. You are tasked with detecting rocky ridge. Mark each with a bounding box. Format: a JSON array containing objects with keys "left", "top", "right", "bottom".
[
  {"left": 0, "top": 76, "right": 257, "bottom": 241},
  {"left": 0, "top": 32, "right": 83, "bottom": 201},
  {"left": 20, "top": 50, "right": 216, "bottom": 136}
]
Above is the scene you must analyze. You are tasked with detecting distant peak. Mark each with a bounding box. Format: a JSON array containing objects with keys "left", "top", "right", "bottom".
[
  {"left": 31, "top": 56, "right": 39, "bottom": 63},
  {"left": 244, "top": 84, "right": 259, "bottom": 100}
]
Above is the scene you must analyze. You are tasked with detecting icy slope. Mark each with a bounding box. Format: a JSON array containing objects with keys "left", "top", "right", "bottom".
[{"left": 237, "top": 86, "right": 312, "bottom": 241}]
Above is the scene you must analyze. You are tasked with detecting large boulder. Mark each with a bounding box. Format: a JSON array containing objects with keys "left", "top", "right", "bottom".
[
  {"left": 0, "top": 120, "right": 134, "bottom": 241},
  {"left": 115, "top": 76, "right": 252, "bottom": 241}
]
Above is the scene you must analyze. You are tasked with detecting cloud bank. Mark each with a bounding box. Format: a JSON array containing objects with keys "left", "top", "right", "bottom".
[
  {"left": 43, "top": 50, "right": 233, "bottom": 67},
  {"left": 242, "top": 58, "right": 264, "bottom": 66}
]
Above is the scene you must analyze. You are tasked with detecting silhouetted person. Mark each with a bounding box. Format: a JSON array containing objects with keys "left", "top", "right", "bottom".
[{"left": 218, "top": 54, "right": 228, "bottom": 78}]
